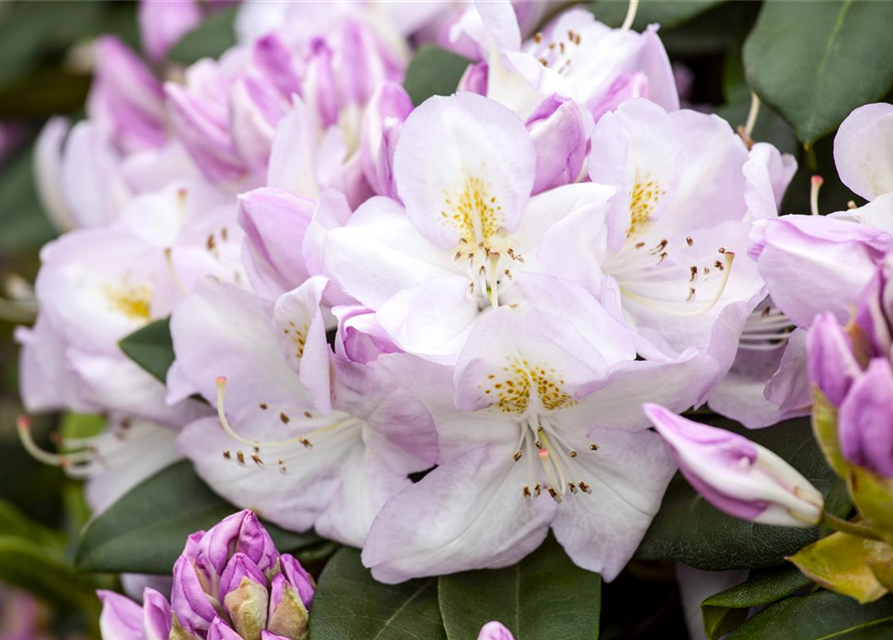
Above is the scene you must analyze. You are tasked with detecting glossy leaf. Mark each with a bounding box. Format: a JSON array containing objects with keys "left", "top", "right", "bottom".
[
  {"left": 743, "top": 0, "right": 893, "bottom": 145},
  {"left": 590, "top": 0, "right": 724, "bottom": 31},
  {"left": 403, "top": 46, "right": 470, "bottom": 107},
  {"left": 636, "top": 417, "right": 846, "bottom": 571},
  {"left": 118, "top": 317, "right": 175, "bottom": 383},
  {"left": 309, "top": 547, "right": 446, "bottom": 640},
  {"left": 438, "top": 535, "right": 601, "bottom": 640},
  {"left": 702, "top": 565, "right": 812, "bottom": 640},
  {"left": 167, "top": 6, "right": 238, "bottom": 65},
  {"left": 726, "top": 589, "right": 893, "bottom": 639},
  {"left": 788, "top": 532, "right": 893, "bottom": 604},
  {"left": 77, "top": 461, "right": 319, "bottom": 574}
]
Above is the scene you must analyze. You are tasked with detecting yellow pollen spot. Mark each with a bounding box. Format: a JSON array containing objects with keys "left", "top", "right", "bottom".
[
  {"left": 479, "top": 357, "right": 576, "bottom": 414},
  {"left": 445, "top": 171, "right": 502, "bottom": 245},
  {"left": 103, "top": 282, "right": 152, "bottom": 321},
  {"left": 628, "top": 171, "right": 664, "bottom": 239}
]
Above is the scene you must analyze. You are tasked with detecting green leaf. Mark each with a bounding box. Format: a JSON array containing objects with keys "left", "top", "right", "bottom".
[
  {"left": 743, "top": 0, "right": 893, "bottom": 146},
  {"left": 727, "top": 590, "right": 893, "bottom": 639},
  {"left": 168, "top": 7, "right": 239, "bottom": 65},
  {"left": 0, "top": 498, "right": 66, "bottom": 551},
  {"left": 0, "top": 536, "right": 97, "bottom": 613},
  {"left": 403, "top": 46, "right": 470, "bottom": 107},
  {"left": 309, "top": 547, "right": 446, "bottom": 640},
  {"left": 636, "top": 417, "right": 846, "bottom": 571},
  {"left": 118, "top": 317, "right": 175, "bottom": 383},
  {"left": 0, "top": 144, "right": 57, "bottom": 255},
  {"left": 438, "top": 535, "right": 601, "bottom": 640},
  {"left": 77, "top": 461, "right": 320, "bottom": 574},
  {"left": 701, "top": 565, "right": 813, "bottom": 639},
  {"left": 589, "top": 0, "right": 724, "bottom": 31}
]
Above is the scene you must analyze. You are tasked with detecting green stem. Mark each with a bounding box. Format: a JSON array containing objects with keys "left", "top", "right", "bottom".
[{"left": 820, "top": 511, "right": 884, "bottom": 541}]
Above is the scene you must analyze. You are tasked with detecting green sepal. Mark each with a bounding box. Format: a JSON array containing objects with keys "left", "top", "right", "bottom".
[
  {"left": 268, "top": 584, "right": 310, "bottom": 640},
  {"left": 848, "top": 466, "right": 893, "bottom": 543},
  {"left": 787, "top": 532, "right": 893, "bottom": 603},
  {"left": 223, "top": 577, "right": 270, "bottom": 640},
  {"left": 811, "top": 390, "right": 849, "bottom": 479}
]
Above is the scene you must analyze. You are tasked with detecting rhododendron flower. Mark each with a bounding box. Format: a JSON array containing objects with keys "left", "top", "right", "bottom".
[
  {"left": 170, "top": 277, "right": 438, "bottom": 546},
  {"left": 362, "top": 289, "right": 718, "bottom": 582},
  {"left": 324, "top": 91, "right": 615, "bottom": 362},
  {"left": 455, "top": 3, "right": 678, "bottom": 121},
  {"left": 98, "top": 588, "right": 172, "bottom": 640},
  {"left": 478, "top": 621, "right": 514, "bottom": 640},
  {"left": 540, "top": 98, "right": 765, "bottom": 380}
]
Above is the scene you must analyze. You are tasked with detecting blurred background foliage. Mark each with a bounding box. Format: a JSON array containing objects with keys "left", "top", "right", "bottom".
[{"left": 0, "top": 1, "right": 886, "bottom": 639}]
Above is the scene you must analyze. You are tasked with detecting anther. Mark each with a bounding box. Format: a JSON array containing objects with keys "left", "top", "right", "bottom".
[
  {"left": 535, "top": 439, "right": 544, "bottom": 449},
  {"left": 548, "top": 487, "right": 562, "bottom": 503},
  {"left": 236, "top": 451, "right": 246, "bottom": 466},
  {"left": 579, "top": 481, "right": 592, "bottom": 494},
  {"left": 568, "top": 482, "right": 578, "bottom": 494},
  {"left": 522, "top": 484, "right": 532, "bottom": 499},
  {"left": 686, "top": 287, "right": 696, "bottom": 302},
  {"left": 223, "top": 450, "right": 231, "bottom": 459},
  {"left": 689, "top": 266, "right": 698, "bottom": 283},
  {"left": 513, "top": 450, "right": 523, "bottom": 462},
  {"left": 686, "top": 236, "right": 694, "bottom": 246},
  {"left": 569, "top": 450, "right": 578, "bottom": 458},
  {"left": 251, "top": 453, "right": 265, "bottom": 467},
  {"left": 534, "top": 482, "right": 542, "bottom": 497},
  {"left": 589, "top": 444, "right": 599, "bottom": 451},
  {"left": 299, "top": 437, "right": 312, "bottom": 448},
  {"left": 280, "top": 412, "right": 290, "bottom": 424}
]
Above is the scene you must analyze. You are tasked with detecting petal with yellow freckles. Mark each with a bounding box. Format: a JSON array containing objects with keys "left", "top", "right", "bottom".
[{"left": 394, "top": 92, "right": 536, "bottom": 248}]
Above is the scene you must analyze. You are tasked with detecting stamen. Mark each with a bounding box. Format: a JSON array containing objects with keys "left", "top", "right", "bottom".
[
  {"left": 742, "top": 92, "right": 761, "bottom": 145},
  {"left": 488, "top": 251, "right": 501, "bottom": 307},
  {"left": 620, "top": 0, "right": 639, "bottom": 31},
  {"left": 810, "top": 175, "right": 823, "bottom": 216},
  {"left": 18, "top": 416, "right": 66, "bottom": 466},
  {"left": 578, "top": 481, "right": 592, "bottom": 494},
  {"left": 164, "top": 248, "right": 189, "bottom": 295},
  {"left": 522, "top": 484, "right": 532, "bottom": 499},
  {"left": 620, "top": 252, "right": 736, "bottom": 317}
]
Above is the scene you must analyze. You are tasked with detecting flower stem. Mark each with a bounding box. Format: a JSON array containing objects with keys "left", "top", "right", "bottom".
[{"left": 820, "top": 511, "right": 884, "bottom": 541}]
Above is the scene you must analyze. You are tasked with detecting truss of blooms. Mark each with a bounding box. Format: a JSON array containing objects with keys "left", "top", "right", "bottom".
[{"left": 13, "top": 0, "right": 893, "bottom": 627}]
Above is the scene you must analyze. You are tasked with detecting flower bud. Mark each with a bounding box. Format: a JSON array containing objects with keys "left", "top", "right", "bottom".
[
  {"left": 856, "top": 256, "right": 893, "bottom": 357},
  {"left": 303, "top": 39, "right": 340, "bottom": 129},
  {"left": 807, "top": 312, "right": 862, "bottom": 406},
  {"left": 98, "top": 588, "right": 173, "bottom": 640},
  {"left": 238, "top": 188, "right": 316, "bottom": 300},
  {"left": 207, "top": 618, "right": 244, "bottom": 640},
  {"left": 360, "top": 82, "right": 412, "bottom": 199},
  {"left": 220, "top": 554, "right": 269, "bottom": 640},
  {"left": 478, "top": 621, "right": 514, "bottom": 640},
  {"left": 138, "top": 0, "right": 203, "bottom": 63},
  {"left": 267, "top": 555, "right": 315, "bottom": 640},
  {"left": 839, "top": 358, "right": 893, "bottom": 478},
  {"left": 645, "top": 404, "right": 824, "bottom": 527},
  {"left": 526, "top": 95, "right": 593, "bottom": 195},
  {"left": 89, "top": 36, "right": 166, "bottom": 154}
]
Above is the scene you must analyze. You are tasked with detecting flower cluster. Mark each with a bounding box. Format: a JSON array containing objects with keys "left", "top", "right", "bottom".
[
  {"left": 98, "top": 510, "right": 315, "bottom": 640},
  {"left": 17, "top": 0, "right": 893, "bottom": 589}
]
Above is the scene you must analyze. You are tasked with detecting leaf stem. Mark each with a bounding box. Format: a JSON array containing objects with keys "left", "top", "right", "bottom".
[{"left": 820, "top": 511, "right": 884, "bottom": 541}]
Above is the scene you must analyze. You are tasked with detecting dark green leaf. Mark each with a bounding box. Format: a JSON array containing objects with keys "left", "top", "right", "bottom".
[
  {"left": 168, "top": 7, "right": 239, "bottom": 65},
  {"left": 727, "top": 590, "right": 893, "bottom": 639},
  {"left": 743, "top": 0, "right": 893, "bottom": 146},
  {"left": 118, "top": 317, "right": 175, "bottom": 383},
  {"left": 590, "top": 0, "right": 724, "bottom": 31},
  {"left": 403, "top": 46, "right": 470, "bottom": 107},
  {"left": 0, "top": 68, "right": 91, "bottom": 118},
  {"left": 309, "top": 547, "right": 445, "bottom": 640},
  {"left": 0, "top": 144, "right": 57, "bottom": 255},
  {"left": 701, "top": 565, "right": 812, "bottom": 639},
  {"left": 636, "top": 417, "right": 846, "bottom": 571},
  {"left": 77, "top": 461, "right": 320, "bottom": 574},
  {"left": 714, "top": 100, "right": 799, "bottom": 157},
  {"left": 439, "top": 535, "right": 601, "bottom": 640},
  {"left": 0, "top": 0, "right": 104, "bottom": 91}
]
